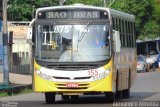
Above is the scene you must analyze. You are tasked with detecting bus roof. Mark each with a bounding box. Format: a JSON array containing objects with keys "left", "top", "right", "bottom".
[
  {"left": 136, "top": 38, "right": 160, "bottom": 43},
  {"left": 109, "top": 8, "right": 135, "bottom": 21},
  {"left": 36, "top": 4, "right": 135, "bottom": 21}
]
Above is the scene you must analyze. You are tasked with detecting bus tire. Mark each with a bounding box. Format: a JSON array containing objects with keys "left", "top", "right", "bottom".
[
  {"left": 115, "top": 71, "right": 122, "bottom": 99},
  {"left": 122, "top": 89, "right": 130, "bottom": 98},
  {"left": 122, "top": 70, "right": 131, "bottom": 98},
  {"left": 62, "top": 95, "right": 69, "bottom": 100},
  {"left": 105, "top": 92, "right": 115, "bottom": 102},
  {"left": 45, "top": 92, "right": 56, "bottom": 104},
  {"left": 70, "top": 95, "right": 79, "bottom": 100}
]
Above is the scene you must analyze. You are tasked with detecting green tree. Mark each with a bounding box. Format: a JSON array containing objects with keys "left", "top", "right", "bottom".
[
  {"left": 7, "top": 0, "right": 59, "bottom": 21},
  {"left": 111, "top": 0, "right": 160, "bottom": 39},
  {"left": 65, "top": 0, "right": 103, "bottom": 6},
  {"left": 139, "top": 21, "right": 160, "bottom": 40},
  {"left": 110, "top": 0, "right": 154, "bottom": 39}
]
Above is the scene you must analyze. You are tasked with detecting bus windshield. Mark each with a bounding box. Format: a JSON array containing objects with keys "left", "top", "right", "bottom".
[{"left": 35, "top": 24, "right": 110, "bottom": 62}]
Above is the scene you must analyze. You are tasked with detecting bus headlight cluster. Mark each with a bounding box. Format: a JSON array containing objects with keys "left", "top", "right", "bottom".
[
  {"left": 93, "top": 67, "right": 111, "bottom": 81},
  {"left": 105, "top": 67, "right": 111, "bottom": 76},
  {"left": 35, "top": 69, "right": 53, "bottom": 81}
]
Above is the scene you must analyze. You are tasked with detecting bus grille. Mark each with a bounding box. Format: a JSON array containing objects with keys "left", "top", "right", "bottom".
[
  {"left": 46, "top": 64, "right": 99, "bottom": 70},
  {"left": 53, "top": 76, "right": 92, "bottom": 80}
]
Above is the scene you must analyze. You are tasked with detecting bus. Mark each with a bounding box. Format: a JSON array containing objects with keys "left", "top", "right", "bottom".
[
  {"left": 137, "top": 39, "right": 160, "bottom": 56},
  {"left": 137, "top": 39, "right": 160, "bottom": 67},
  {"left": 27, "top": 4, "right": 137, "bottom": 103}
]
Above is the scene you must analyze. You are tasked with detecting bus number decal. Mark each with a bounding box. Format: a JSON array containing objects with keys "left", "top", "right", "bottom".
[
  {"left": 88, "top": 69, "right": 98, "bottom": 76},
  {"left": 53, "top": 26, "right": 71, "bottom": 33}
]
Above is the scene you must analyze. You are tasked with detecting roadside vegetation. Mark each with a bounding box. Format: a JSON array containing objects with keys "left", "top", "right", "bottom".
[
  {"left": 0, "top": 91, "right": 8, "bottom": 97},
  {"left": 0, "top": 88, "right": 32, "bottom": 98}
]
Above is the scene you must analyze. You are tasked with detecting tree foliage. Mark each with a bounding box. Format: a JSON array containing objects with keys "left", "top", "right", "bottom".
[
  {"left": 140, "top": 0, "right": 160, "bottom": 39},
  {"left": 7, "top": 0, "right": 59, "bottom": 21},
  {"left": 65, "top": 0, "right": 103, "bottom": 6},
  {"left": 7, "top": 0, "right": 160, "bottom": 39},
  {"left": 110, "top": 0, "right": 156, "bottom": 39}
]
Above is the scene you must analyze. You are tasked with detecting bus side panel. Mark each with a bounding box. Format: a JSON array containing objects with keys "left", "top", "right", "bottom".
[{"left": 114, "top": 48, "right": 137, "bottom": 91}]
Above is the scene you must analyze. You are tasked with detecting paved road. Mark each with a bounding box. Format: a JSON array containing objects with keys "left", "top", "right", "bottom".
[{"left": 1, "top": 71, "right": 160, "bottom": 107}]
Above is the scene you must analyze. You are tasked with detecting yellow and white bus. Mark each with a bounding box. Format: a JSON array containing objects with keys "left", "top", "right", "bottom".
[{"left": 27, "top": 4, "right": 137, "bottom": 103}]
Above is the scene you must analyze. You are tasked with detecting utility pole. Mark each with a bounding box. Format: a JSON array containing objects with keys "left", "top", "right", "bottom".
[
  {"left": 103, "top": 0, "right": 107, "bottom": 7},
  {"left": 3, "top": 0, "right": 9, "bottom": 86}
]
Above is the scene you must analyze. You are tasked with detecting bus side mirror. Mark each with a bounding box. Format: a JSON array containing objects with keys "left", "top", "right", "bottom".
[
  {"left": 27, "top": 27, "right": 33, "bottom": 45},
  {"left": 113, "top": 30, "right": 121, "bottom": 52},
  {"left": 27, "top": 27, "right": 32, "bottom": 40},
  {"left": 27, "top": 19, "right": 35, "bottom": 45}
]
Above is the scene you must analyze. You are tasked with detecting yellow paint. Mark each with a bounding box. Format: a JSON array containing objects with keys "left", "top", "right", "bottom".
[
  {"left": 34, "top": 59, "right": 114, "bottom": 93},
  {"left": 34, "top": 60, "right": 41, "bottom": 70}
]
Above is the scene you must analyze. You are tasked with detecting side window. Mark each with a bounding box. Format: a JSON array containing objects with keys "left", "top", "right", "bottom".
[
  {"left": 121, "top": 20, "right": 124, "bottom": 47},
  {"left": 115, "top": 18, "right": 118, "bottom": 30},
  {"left": 123, "top": 20, "right": 127, "bottom": 47},
  {"left": 112, "top": 17, "right": 115, "bottom": 29},
  {"left": 112, "top": 17, "right": 136, "bottom": 48},
  {"left": 127, "top": 21, "right": 131, "bottom": 47},
  {"left": 129, "top": 22, "right": 132, "bottom": 47},
  {"left": 133, "top": 23, "right": 136, "bottom": 47},
  {"left": 125, "top": 21, "right": 128, "bottom": 47},
  {"left": 158, "top": 40, "right": 160, "bottom": 52},
  {"left": 120, "top": 19, "right": 124, "bottom": 47}
]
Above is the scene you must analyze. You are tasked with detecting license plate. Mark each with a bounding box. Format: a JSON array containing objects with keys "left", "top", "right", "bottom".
[
  {"left": 66, "top": 83, "right": 79, "bottom": 88},
  {"left": 63, "top": 93, "right": 82, "bottom": 95}
]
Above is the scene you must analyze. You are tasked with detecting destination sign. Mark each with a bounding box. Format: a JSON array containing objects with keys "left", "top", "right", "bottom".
[{"left": 37, "top": 9, "right": 108, "bottom": 19}]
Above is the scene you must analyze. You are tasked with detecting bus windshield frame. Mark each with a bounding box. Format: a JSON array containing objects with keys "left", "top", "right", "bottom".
[{"left": 35, "top": 21, "right": 111, "bottom": 63}]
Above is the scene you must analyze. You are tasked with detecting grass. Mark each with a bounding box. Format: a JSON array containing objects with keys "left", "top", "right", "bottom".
[
  {"left": 20, "top": 88, "right": 32, "bottom": 94},
  {"left": 0, "top": 88, "right": 33, "bottom": 98},
  {"left": 0, "top": 91, "right": 8, "bottom": 97}
]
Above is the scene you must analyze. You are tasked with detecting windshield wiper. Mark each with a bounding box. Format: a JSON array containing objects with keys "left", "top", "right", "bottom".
[{"left": 78, "top": 21, "right": 93, "bottom": 42}]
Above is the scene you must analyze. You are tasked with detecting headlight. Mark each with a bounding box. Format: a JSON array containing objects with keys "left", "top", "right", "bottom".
[
  {"left": 35, "top": 69, "right": 41, "bottom": 75},
  {"left": 35, "top": 69, "right": 53, "bottom": 81}
]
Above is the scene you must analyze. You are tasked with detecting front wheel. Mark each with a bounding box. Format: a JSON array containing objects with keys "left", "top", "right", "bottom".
[
  {"left": 70, "top": 95, "right": 79, "bottom": 100},
  {"left": 122, "top": 70, "right": 131, "bottom": 98},
  {"left": 45, "top": 92, "right": 56, "bottom": 104},
  {"left": 62, "top": 95, "right": 69, "bottom": 100},
  {"left": 105, "top": 92, "right": 115, "bottom": 102},
  {"left": 122, "top": 89, "right": 130, "bottom": 98}
]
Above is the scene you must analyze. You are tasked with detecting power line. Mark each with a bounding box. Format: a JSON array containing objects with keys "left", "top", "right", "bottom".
[{"left": 108, "top": 0, "right": 116, "bottom": 7}]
